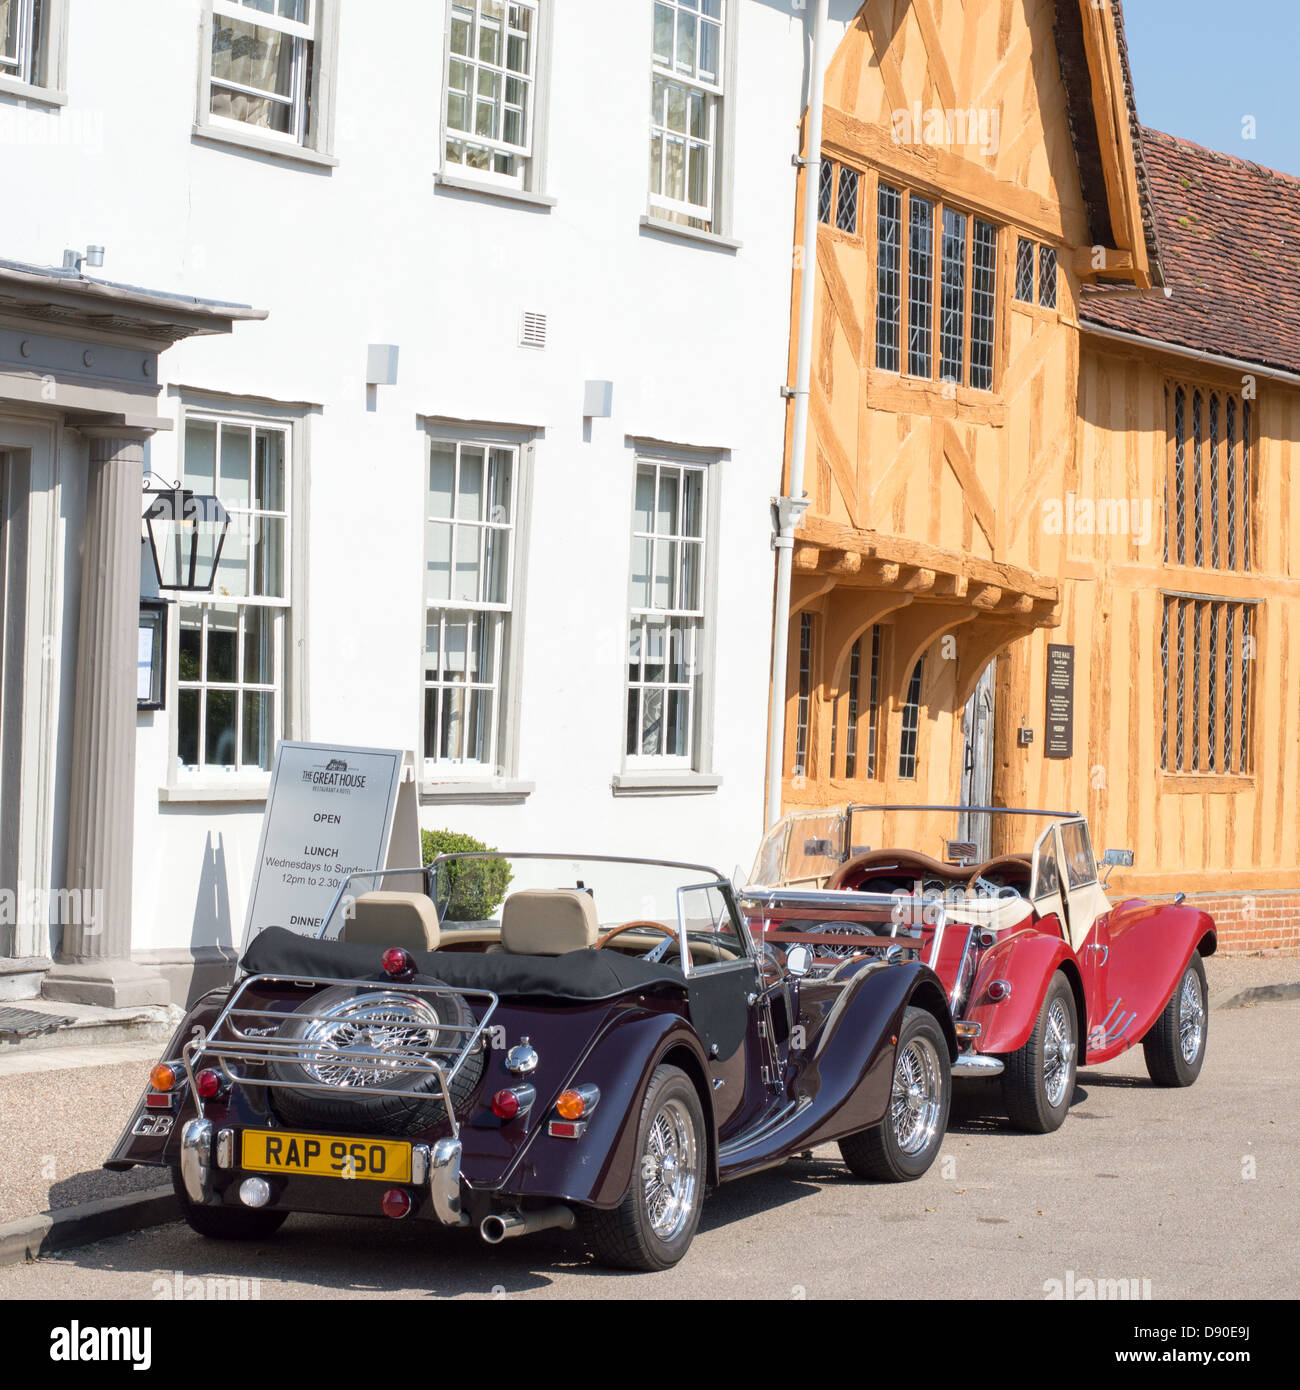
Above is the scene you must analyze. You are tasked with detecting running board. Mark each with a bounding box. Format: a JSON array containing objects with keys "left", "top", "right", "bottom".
[{"left": 718, "top": 1096, "right": 814, "bottom": 1162}]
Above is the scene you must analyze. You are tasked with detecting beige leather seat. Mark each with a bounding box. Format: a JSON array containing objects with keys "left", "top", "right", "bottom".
[
  {"left": 500, "top": 889, "right": 599, "bottom": 956},
  {"left": 340, "top": 891, "right": 440, "bottom": 952}
]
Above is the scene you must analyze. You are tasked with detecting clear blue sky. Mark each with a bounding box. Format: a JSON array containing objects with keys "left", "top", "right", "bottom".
[{"left": 1123, "top": 0, "right": 1300, "bottom": 176}]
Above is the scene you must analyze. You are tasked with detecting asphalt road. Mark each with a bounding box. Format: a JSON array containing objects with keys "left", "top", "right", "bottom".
[{"left": 1, "top": 996, "right": 1294, "bottom": 1302}]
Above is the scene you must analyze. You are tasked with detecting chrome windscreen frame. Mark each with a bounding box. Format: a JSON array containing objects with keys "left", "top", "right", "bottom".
[{"left": 181, "top": 973, "right": 499, "bottom": 1143}]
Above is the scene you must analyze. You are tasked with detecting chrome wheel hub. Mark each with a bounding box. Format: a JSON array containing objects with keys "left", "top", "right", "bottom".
[
  {"left": 1178, "top": 969, "right": 1205, "bottom": 1064},
  {"left": 890, "top": 1036, "right": 942, "bottom": 1156},
  {"left": 1043, "top": 997, "right": 1075, "bottom": 1107},
  {"left": 643, "top": 1098, "right": 698, "bottom": 1242},
  {"left": 300, "top": 991, "right": 442, "bottom": 1089}
]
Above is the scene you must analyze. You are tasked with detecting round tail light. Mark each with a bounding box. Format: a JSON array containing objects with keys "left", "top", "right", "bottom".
[
  {"left": 381, "top": 947, "right": 416, "bottom": 980},
  {"left": 491, "top": 1088, "right": 521, "bottom": 1121},
  {"left": 381, "top": 1188, "right": 413, "bottom": 1220},
  {"left": 555, "top": 1089, "right": 586, "bottom": 1121},
  {"left": 149, "top": 1063, "right": 177, "bottom": 1092},
  {"left": 195, "top": 1068, "right": 222, "bottom": 1099},
  {"left": 987, "top": 979, "right": 1012, "bottom": 1002}
]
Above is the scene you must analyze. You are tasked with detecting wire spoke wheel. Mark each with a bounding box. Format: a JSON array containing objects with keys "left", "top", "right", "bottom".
[
  {"left": 1042, "top": 996, "right": 1076, "bottom": 1109},
  {"left": 1143, "top": 950, "right": 1209, "bottom": 1088},
  {"left": 642, "top": 1098, "right": 699, "bottom": 1242},
  {"left": 889, "top": 1035, "right": 943, "bottom": 1156},
  {"left": 1178, "top": 968, "right": 1205, "bottom": 1064}
]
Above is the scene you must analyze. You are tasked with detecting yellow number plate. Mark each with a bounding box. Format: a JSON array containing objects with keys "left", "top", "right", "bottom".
[{"left": 241, "top": 1130, "right": 411, "bottom": 1183}]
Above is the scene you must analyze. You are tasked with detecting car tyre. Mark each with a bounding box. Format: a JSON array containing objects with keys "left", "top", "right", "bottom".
[
  {"left": 1002, "top": 971, "right": 1077, "bottom": 1133},
  {"left": 839, "top": 1006, "right": 950, "bottom": 1181},
  {"left": 580, "top": 1064, "right": 706, "bottom": 1272},
  {"left": 1142, "top": 950, "right": 1208, "bottom": 1087},
  {"left": 171, "top": 1169, "right": 289, "bottom": 1241}
]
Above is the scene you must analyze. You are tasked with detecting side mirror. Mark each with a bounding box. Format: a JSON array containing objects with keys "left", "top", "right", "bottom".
[
  {"left": 1101, "top": 848, "right": 1134, "bottom": 886},
  {"left": 785, "top": 944, "right": 813, "bottom": 979}
]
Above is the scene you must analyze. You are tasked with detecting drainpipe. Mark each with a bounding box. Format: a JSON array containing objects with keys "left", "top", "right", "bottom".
[{"left": 766, "top": 0, "right": 831, "bottom": 828}]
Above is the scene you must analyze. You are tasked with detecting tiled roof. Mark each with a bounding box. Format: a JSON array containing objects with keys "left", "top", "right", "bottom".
[{"left": 1080, "top": 128, "right": 1300, "bottom": 376}]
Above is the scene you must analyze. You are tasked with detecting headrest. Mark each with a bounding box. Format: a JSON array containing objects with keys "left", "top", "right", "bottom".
[
  {"left": 500, "top": 889, "right": 598, "bottom": 956},
  {"left": 340, "top": 891, "right": 440, "bottom": 952}
]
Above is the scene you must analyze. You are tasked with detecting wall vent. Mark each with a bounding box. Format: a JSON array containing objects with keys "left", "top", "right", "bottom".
[{"left": 519, "top": 311, "right": 548, "bottom": 349}]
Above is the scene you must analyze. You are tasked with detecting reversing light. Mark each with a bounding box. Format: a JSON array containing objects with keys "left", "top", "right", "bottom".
[
  {"left": 195, "top": 1068, "right": 223, "bottom": 1099},
  {"left": 239, "top": 1178, "right": 271, "bottom": 1209},
  {"left": 381, "top": 1188, "right": 413, "bottom": 1220},
  {"left": 987, "top": 979, "right": 1012, "bottom": 1002},
  {"left": 382, "top": 947, "right": 416, "bottom": 980},
  {"left": 149, "top": 1063, "right": 177, "bottom": 1092},
  {"left": 491, "top": 1089, "right": 521, "bottom": 1121}
]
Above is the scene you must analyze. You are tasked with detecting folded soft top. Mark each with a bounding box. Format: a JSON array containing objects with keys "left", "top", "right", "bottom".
[{"left": 241, "top": 926, "right": 688, "bottom": 1003}]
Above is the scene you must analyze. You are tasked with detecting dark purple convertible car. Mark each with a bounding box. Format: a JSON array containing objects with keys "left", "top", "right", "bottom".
[{"left": 107, "top": 852, "right": 957, "bottom": 1270}]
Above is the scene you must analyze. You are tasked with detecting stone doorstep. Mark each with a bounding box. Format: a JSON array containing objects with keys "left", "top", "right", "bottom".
[{"left": 0, "top": 998, "right": 183, "bottom": 1054}]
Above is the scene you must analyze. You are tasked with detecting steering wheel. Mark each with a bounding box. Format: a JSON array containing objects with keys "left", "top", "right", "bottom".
[{"left": 593, "top": 921, "right": 681, "bottom": 958}]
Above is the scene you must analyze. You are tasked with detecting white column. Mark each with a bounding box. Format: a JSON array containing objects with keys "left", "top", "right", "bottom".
[{"left": 43, "top": 429, "right": 168, "bottom": 1007}]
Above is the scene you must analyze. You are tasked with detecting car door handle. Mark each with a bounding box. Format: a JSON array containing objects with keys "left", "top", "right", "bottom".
[{"left": 1086, "top": 943, "right": 1109, "bottom": 966}]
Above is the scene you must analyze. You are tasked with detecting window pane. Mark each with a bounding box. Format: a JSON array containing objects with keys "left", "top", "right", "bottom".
[
  {"left": 680, "top": 540, "right": 701, "bottom": 612},
  {"left": 1038, "top": 244, "right": 1058, "bottom": 309},
  {"left": 242, "top": 690, "right": 275, "bottom": 770},
  {"left": 682, "top": 469, "right": 704, "bottom": 537},
  {"left": 206, "top": 608, "right": 238, "bottom": 683},
  {"left": 450, "top": 8, "right": 472, "bottom": 57},
  {"left": 214, "top": 512, "right": 249, "bottom": 598},
  {"left": 254, "top": 429, "right": 286, "bottom": 511},
  {"left": 205, "top": 689, "right": 237, "bottom": 767},
  {"left": 457, "top": 447, "right": 485, "bottom": 520},
  {"left": 629, "top": 536, "right": 652, "bottom": 608},
  {"left": 210, "top": 18, "right": 298, "bottom": 135},
  {"left": 628, "top": 621, "right": 643, "bottom": 684},
  {"left": 666, "top": 690, "right": 689, "bottom": 756},
  {"left": 876, "top": 184, "right": 901, "bottom": 371},
  {"left": 453, "top": 525, "right": 481, "bottom": 601},
  {"left": 654, "top": 539, "right": 676, "bottom": 609},
  {"left": 430, "top": 444, "right": 456, "bottom": 519},
  {"left": 634, "top": 467, "right": 656, "bottom": 532},
  {"left": 488, "top": 448, "right": 513, "bottom": 523},
  {"left": 244, "top": 605, "right": 275, "bottom": 685},
  {"left": 657, "top": 470, "right": 680, "bottom": 534},
  {"left": 219, "top": 424, "right": 253, "bottom": 508},
  {"left": 426, "top": 522, "right": 452, "bottom": 601},
  {"left": 251, "top": 515, "right": 284, "bottom": 598},
  {"left": 676, "top": 11, "right": 696, "bottom": 74},
  {"left": 179, "top": 607, "right": 203, "bottom": 682},
  {"left": 642, "top": 689, "right": 664, "bottom": 757},
  {"left": 1, "top": 0, "right": 21, "bottom": 65},
  {"left": 939, "top": 207, "right": 967, "bottom": 384},
  {"left": 178, "top": 689, "right": 200, "bottom": 768},
  {"left": 970, "top": 218, "right": 997, "bottom": 391},
  {"left": 644, "top": 621, "right": 666, "bottom": 683},
  {"left": 653, "top": 2, "right": 673, "bottom": 65},
  {"left": 185, "top": 420, "right": 217, "bottom": 494},
  {"left": 1015, "top": 237, "right": 1034, "bottom": 303},
  {"left": 908, "top": 196, "right": 934, "bottom": 378},
  {"left": 443, "top": 617, "right": 469, "bottom": 680}
]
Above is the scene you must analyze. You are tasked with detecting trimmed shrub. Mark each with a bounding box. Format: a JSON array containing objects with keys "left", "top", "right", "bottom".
[{"left": 421, "top": 829, "right": 513, "bottom": 921}]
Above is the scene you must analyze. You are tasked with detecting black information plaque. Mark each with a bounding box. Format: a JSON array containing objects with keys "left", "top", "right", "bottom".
[{"left": 1045, "top": 643, "right": 1075, "bottom": 759}]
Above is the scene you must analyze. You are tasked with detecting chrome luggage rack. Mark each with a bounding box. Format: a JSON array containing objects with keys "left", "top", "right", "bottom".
[{"left": 182, "top": 973, "right": 500, "bottom": 1141}]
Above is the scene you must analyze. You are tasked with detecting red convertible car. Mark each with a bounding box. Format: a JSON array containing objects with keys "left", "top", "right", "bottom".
[{"left": 745, "top": 804, "right": 1215, "bottom": 1133}]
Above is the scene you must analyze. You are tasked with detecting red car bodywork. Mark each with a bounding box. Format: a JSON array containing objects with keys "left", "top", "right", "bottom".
[{"left": 747, "top": 813, "right": 1216, "bottom": 1072}]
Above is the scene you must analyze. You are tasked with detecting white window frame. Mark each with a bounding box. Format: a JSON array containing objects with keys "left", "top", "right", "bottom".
[
  {"left": 196, "top": 0, "right": 339, "bottom": 164},
  {"left": 0, "top": 0, "right": 68, "bottom": 105},
  {"left": 162, "top": 398, "right": 309, "bottom": 800},
  {"left": 625, "top": 455, "right": 712, "bottom": 773},
  {"left": 440, "top": 0, "right": 545, "bottom": 193},
  {"left": 421, "top": 425, "right": 532, "bottom": 785},
  {"left": 648, "top": 0, "right": 730, "bottom": 232}
]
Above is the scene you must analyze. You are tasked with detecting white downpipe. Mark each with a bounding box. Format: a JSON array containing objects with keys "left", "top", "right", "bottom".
[{"left": 766, "top": 0, "right": 831, "bottom": 828}]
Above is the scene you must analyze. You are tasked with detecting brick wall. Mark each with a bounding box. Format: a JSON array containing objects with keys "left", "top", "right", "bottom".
[{"left": 1140, "top": 891, "right": 1300, "bottom": 956}]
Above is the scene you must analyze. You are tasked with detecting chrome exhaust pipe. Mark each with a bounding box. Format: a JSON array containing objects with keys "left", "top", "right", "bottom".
[{"left": 480, "top": 1205, "right": 575, "bottom": 1244}]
